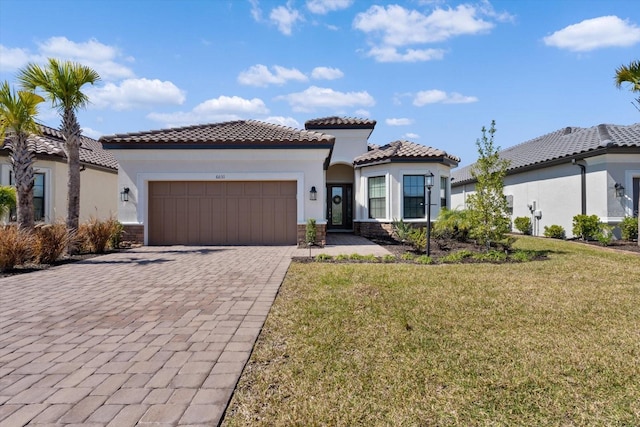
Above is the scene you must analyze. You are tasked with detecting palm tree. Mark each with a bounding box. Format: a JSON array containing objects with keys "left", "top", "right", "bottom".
[
  {"left": 614, "top": 59, "right": 640, "bottom": 111},
  {"left": 18, "top": 59, "right": 100, "bottom": 246},
  {"left": 614, "top": 59, "right": 640, "bottom": 246},
  {"left": 0, "top": 81, "right": 44, "bottom": 229}
]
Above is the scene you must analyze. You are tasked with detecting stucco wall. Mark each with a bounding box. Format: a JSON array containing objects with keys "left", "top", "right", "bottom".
[
  {"left": 0, "top": 156, "right": 117, "bottom": 223},
  {"left": 325, "top": 128, "right": 372, "bottom": 165},
  {"left": 109, "top": 148, "right": 331, "bottom": 244}
]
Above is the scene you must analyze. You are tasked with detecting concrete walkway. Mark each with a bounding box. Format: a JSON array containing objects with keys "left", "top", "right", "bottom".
[{"left": 0, "top": 235, "right": 389, "bottom": 426}]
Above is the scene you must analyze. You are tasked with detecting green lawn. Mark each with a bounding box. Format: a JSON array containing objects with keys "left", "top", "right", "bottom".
[{"left": 223, "top": 237, "right": 640, "bottom": 426}]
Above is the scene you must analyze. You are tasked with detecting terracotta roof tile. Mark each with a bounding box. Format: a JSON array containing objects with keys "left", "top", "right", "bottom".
[
  {"left": 2, "top": 124, "right": 118, "bottom": 170},
  {"left": 100, "top": 120, "right": 335, "bottom": 147},
  {"left": 452, "top": 123, "right": 640, "bottom": 184},
  {"left": 305, "top": 116, "right": 377, "bottom": 129},
  {"left": 354, "top": 140, "right": 460, "bottom": 166}
]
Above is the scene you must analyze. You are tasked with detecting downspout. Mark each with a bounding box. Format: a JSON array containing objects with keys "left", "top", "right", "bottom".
[{"left": 572, "top": 159, "right": 586, "bottom": 215}]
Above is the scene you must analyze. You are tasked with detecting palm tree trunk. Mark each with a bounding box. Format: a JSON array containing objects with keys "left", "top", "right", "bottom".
[
  {"left": 63, "top": 108, "right": 82, "bottom": 253},
  {"left": 11, "top": 133, "right": 36, "bottom": 229}
]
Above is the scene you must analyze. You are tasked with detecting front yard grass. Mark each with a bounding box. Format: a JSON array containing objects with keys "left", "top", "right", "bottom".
[{"left": 223, "top": 237, "right": 640, "bottom": 426}]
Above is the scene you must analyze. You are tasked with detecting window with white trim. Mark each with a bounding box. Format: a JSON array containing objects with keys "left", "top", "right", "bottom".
[
  {"left": 440, "top": 176, "right": 448, "bottom": 208},
  {"left": 9, "top": 172, "right": 45, "bottom": 221},
  {"left": 403, "top": 175, "right": 425, "bottom": 219},
  {"left": 368, "top": 176, "right": 386, "bottom": 219}
]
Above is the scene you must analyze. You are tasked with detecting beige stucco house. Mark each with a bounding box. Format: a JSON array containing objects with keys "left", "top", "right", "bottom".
[
  {"left": 451, "top": 123, "right": 640, "bottom": 238},
  {"left": 1, "top": 124, "right": 118, "bottom": 224},
  {"left": 100, "top": 117, "right": 459, "bottom": 245}
]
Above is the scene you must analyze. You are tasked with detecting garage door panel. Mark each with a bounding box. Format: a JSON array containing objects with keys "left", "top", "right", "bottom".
[{"left": 149, "top": 181, "right": 296, "bottom": 245}]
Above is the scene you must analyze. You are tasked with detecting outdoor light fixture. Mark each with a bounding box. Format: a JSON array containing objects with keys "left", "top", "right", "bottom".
[
  {"left": 121, "top": 187, "right": 130, "bottom": 202},
  {"left": 424, "top": 172, "right": 435, "bottom": 256},
  {"left": 310, "top": 186, "right": 317, "bottom": 201},
  {"left": 615, "top": 183, "right": 625, "bottom": 198}
]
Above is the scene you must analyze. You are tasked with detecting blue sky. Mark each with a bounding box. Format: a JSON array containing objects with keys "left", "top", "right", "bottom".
[{"left": 1, "top": 0, "right": 638, "bottom": 166}]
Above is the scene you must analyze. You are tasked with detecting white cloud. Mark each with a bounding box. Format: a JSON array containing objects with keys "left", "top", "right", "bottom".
[
  {"left": 249, "top": 0, "right": 262, "bottom": 21},
  {"left": 147, "top": 95, "right": 269, "bottom": 125},
  {"left": 270, "top": 5, "right": 303, "bottom": 35},
  {"left": 87, "top": 78, "right": 186, "bottom": 110},
  {"left": 238, "top": 64, "right": 307, "bottom": 87},
  {"left": 307, "top": 0, "right": 353, "bottom": 15},
  {"left": 0, "top": 46, "right": 31, "bottom": 72},
  {"left": 413, "top": 89, "right": 478, "bottom": 105},
  {"left": 403, "top": 132, "right": 420, "bottom": 139},
  {"left": 275, "top": 86, "right": 375, "bottom": 112},
  {"left": 386, "top": 118, "right": 414, "bottom": 126},
  {"left": 355, "top": 109, "right": 371, "bottom": 117},
  {"left": 311, "top": 66, "right": 344, "bottom": 80},
  {"left": 80, "top": 127, "right": 102, "bottom": 139},
  {"left": 264, "top": 116, "right": 301, "bottom": 128},
  {"left": 543, "top": 16, "right": 640, "bottom": 52},
  {"left": 353, "top": 3, "right": 505, "bottom": 62},
  {"left": 368, "top": 47, "right": 445, "bottom": 62}
]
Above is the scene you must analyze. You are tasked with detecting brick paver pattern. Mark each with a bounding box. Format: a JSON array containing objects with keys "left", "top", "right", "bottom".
[{"left": 0, "top": 246, "right": 295, "bottom": 426}]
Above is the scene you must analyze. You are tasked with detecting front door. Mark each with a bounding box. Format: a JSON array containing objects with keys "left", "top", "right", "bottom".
[{"left": 327, "top": 184, "right": 352, "bottom": 230}]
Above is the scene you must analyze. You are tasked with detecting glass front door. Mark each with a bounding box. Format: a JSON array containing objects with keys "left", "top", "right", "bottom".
[{"left": 327, "top": 184, "right": 352, "bottom": 230}]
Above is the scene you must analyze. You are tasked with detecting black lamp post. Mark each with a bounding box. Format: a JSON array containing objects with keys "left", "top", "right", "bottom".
[{"left": 425, "top": 172, "right": 434, "bottom": 256}]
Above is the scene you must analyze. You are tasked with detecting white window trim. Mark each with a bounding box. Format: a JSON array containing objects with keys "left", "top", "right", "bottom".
[
  {"left": 624, "top": 170, "right": 640, "bottom": 217},
  {"left": 361, "top": 171, "right": 390, "bottom": 221},
  {"left": 0, "top": 163, "right": 52, "bottom": 223}
]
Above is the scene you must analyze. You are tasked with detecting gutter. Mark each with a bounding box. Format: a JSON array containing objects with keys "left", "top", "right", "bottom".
[{"left": 572, "top": 159, "right": 587, "bottom": 215}]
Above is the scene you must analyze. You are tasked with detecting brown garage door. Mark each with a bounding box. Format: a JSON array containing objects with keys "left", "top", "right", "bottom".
[{"left": 148, "top": 181, "right": 297, "bottom": 245}]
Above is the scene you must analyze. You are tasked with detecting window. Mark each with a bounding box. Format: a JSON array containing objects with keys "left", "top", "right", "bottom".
[
  {"left": 9, "top": 172, "right": 45, "bottom": 221},
  {"left": 440, "top": 176, "right": 448, "bottom": 208},
  {"left": 403, "top": 175, "right": 425, "bottom": 219},
  {"left": 368, "top": 176, "right": 386, "bottom": 219}
]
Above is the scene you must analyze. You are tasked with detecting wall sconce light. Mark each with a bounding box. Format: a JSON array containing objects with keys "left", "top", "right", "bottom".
[
  {"left": 309, "top": 186, "right": 317, "bottom": 201},
  {"left": 120, "top": 187, "right": 130, "bottom": 202},
  {"left": 614, "top": 183, "right": 625, "bottom": 198}
]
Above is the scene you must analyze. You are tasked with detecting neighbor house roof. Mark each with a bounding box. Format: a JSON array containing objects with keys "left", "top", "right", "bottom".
[
  {"left": 354, "top": 140, "right": 460, "bottom": 167},
  {"left": 1, "top": 124, "right": 118, "bottom": 170},
  {"left": 452, "top": 123, "right": 640, "bottom": 185},
  {"left": 305, "top": 116, "right": 377, "bottom": 130},
  {"left": 100, "top": 120, "right": 335, "bottom": 149}
]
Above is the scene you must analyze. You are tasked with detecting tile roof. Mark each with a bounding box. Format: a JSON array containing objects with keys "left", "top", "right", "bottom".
[
  {"left": 452, "top": 123, "right": 640, "bottom": 184},
  {"left": 2, "top": 124, "right": 118, "bottom": 170},
  {"left": 354, "top": 140, "right": 460, "bottom": 166},
  {"left": 305, "top": 116, "right": 377, "bottom": 130},
  {"left": 100, "top": 120, "right": 335, "bottom": 148}
]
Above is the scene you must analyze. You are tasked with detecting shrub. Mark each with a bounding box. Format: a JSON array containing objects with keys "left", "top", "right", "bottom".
[
  {"left": 0, "top": 225, "right": 34, "bottom": 271},
  {"left": 109, "top": 220, "right": 125, "bottom": 249},
  {"left": 0, "top": 186, "right": 17, "bottom": 218},
  {"left": 391, "top": 218, "right": 413, "bottom": 244},
  {"left": 77, "top": 216, "right": 121, "bottom": 254},
  {"left": 595, "top": 224, "right": 614, "bottom": 246},
  {"left": 382, "top": 254, "right": 396, "bottom": 263},
  {"left": 511, "top": 250, "right": 534, "bottom": 262},
  {"left": 544, "top": 225, "right": 565, "bottom": 239},
  {"left": 572, "top": 214, "right": 601, "bottom": 241},
  {"left": 415, "top": 255, "right": 433, "bottom": 264},
  {"left": 401, "top": 252, "right": 416, "bottom": 261},
  {"left": 349, "top": 253, "right": 366, "bottom": 261},
  {"left": 335, "top": 254, "right": 349, "bottom": 261},
  {"left": 473, "top": 249, "right": 507, "bottom": 262},
  {"left": 408, "top": 227, "right": 426, "bottom": 252},
  {"left": 305, "top": 218, "right": 317, "bottom": 246},
  {"left": 315, "top": 253, "right": 332, "bottom": 262},
  {"left": 513, "top": 216, "right": 532, "bottom": 235},
  {"left": 440, "top": 249, "right": 473, "bottom": 263},
  {"left": 620, "top": 216, "right": 638, "bottom": 241},
  {"left": 433, "top": 208, "right": 472, "bottom": 242},
  {"left": 34, "top": 221, "right": 71, "bottom": 264}
]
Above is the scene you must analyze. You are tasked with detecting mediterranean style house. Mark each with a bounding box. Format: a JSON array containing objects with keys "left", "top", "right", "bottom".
[
  {"left": 451, "top": 123, "right": 640, "bottom": 238},
  {"left": 1, "top": 124, "right": 118, "bottom": 224},
  {"left": 100, "top": 117, "right": 459, "bottom": 245}
]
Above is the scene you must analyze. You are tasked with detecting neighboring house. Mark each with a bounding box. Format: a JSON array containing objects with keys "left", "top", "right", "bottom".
[
  {"left": 100, "top": 117, "right": 459, "bottom": 245},
  {"left": 0, "top": 124, "right": 119, "bottom": 224},
  {"left": 451, "top": 123, "right": 640, "bottom": 238}
]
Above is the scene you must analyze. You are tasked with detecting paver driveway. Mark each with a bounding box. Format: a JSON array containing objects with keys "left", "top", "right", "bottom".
[{"left": 0, "top": 245, "right": 294, "bottom": 426}]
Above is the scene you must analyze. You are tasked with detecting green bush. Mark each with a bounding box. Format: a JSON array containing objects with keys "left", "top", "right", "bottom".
[
  {"left": 513, "top": 216, "right": 532, "bottom": 235},
  {"left": 315, "top": 253, "right": 332, "bottom": 261},
  {"left": 544, "top": 224, "right": 566, "bottom": 239},
  {"left": 109, "top": 220, "right": 125, "bottom": 249},
  {"left": 382, "top": 254, "right": 396, "bottom": 263},
  {"left": 433, "top": 208, "right": 472, "bottom": 242},
  {"left": 415, "top": 255, "right": 433, "bottom": 264},
  {"left": 473, "top": 249, "right": 508, "bottom": 262},
  {"left": 595, "top": 224, "right": 614, "bottom": 246},
  {"left": 335, "top": 254, "right": 349, "bottom": 261},
  {"left": 408, "top": 227, "right": 426, "bottom": 252},
  {"left": 440, "top": 249, "right": 473, "bottom": 263},
  {"left": 572, "top": 214, "right": 601, "bottom": 240},
  {"left": 0, "top": 186, "right": 17, "bottom": 218},
  {"left": 305, "top": 218, "right": 317, "bottom": 246},
  {"left": 0, "top": 225, "right": 34, "bottom": 271},
  {"left": 349, "top": 253, "right": 366, "bottom": 261},
  {"left": 391, "top": 218, "right": 413, "bottom": 243},
  {"left": 620, "top": 216, "right": 638, "bottom": 241},
  {"left": 511, "top": 250, "right": 534, "bottom": 262},
  {"left": 34, "top": 221, "right": 70, "bottom": 264},
  {"left": 401, "top": 252, "right": 416, "bottom": 261}
]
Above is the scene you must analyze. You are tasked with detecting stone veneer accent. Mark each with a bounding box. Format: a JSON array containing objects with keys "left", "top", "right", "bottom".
[
  {"left": 122, "top": 224, "right": 144, "bottom": 244},
  {"left": 297, "top": 223, "right": 327, "bottom": 248}
]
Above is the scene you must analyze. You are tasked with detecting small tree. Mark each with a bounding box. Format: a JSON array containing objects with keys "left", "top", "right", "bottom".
[
  {"left": 466, "top": 120, "right": 511, "bottom": 249},
  {"left": 0, "top": 186, "right": 17, "bottom": 220}
]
